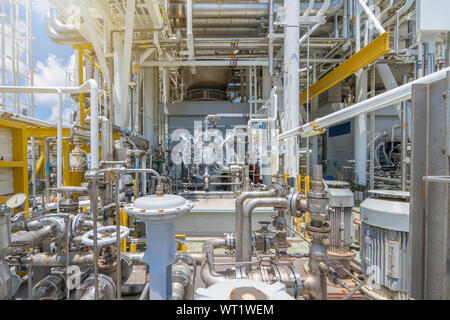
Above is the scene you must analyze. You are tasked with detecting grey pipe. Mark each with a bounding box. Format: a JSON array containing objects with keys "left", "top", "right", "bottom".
[
  {"left": 170, "top": 1, "right": 343, "bottom": 18},
  {"left": 200, "top": 238, "right": 229, "bottom": 286},
  {"left": 235, "top": 190, "right": 276, "bottom": 262},
  {"left": 24, "top": 252, "right": 96, "bottom": 267},
  {"left": 10, "top": 225, "right": 54, "bottom": 249},
  {"left": 241, "top": 197, "right": 287, "bottom": 263}
]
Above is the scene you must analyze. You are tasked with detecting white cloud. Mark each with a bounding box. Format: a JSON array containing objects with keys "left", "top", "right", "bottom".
[
  {"left": 34, "top": 1, "right": 50, "bottom": 17},
  {"left": 34, "top": 53, "right": 77, "bottom": 124}
]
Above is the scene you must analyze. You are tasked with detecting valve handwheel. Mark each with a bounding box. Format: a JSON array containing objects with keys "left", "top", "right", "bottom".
[{"left": 81, "top": 226, "right": 130, "bottom": 247}]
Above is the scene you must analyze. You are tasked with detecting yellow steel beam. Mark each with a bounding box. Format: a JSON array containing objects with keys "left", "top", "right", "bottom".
[
  {"left": 0, "top": 161, "right": 25, "bottom": 168},
  {"left": 300, "top": 32, "right": 390, "bottom": 105},
  {"left": 82, "top": 50, "right": 101, "bottom": 72},
  {"left": 78, "top": 49, "right": 85, "bottom": 127},
  {"left": 72, "top": 44, "right": 93, "bottom": 50},
  {"left": 27, "top": 128, "right": 70, "bottom": 138}
]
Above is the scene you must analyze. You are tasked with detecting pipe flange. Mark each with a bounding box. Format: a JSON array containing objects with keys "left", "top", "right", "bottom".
[
  {"left": 123, "top": 194, "right": 193, "bottom": 221},
  {"left": 307, "top": 190, "right": 328, "bottom": 199},
  {"left": 287, "top": 192, "right": 302, "bottom": 217},
  {"left": 175, "top": 253, "right": 196, "bottom": 267},
  {"left": 235, "top": 266, "right": 247, "bottom": 280},
  {"left": 305, "top": 224, "right": 331, "bottom": 234},
  {"left": 225, "top": 233, "right": 235, "bottom": 251},
  {"left": 326, "top": 250, "right": 356, "bottom": 260},
  {"left": 288, "top": 265, "right": 303, "bottom": 298},
  {"left": 272, "top": 265, "right": 282, "bottom": 283},
  {"left": 75, "top": 274, "right": 116, "bottom": 300}
]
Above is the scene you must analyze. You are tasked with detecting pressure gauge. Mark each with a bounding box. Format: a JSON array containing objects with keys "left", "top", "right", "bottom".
[{"left": 5, "top": 193, "right": 27, "bottom": 209}]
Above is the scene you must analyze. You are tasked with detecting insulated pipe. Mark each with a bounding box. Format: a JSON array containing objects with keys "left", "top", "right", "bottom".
[
  {"left": 268, "top": 0, "right": 274, "bottom": 75},
  {"left": 316, "top": 0, "right": 331, "bottom": 16},
  {"left": 284, "top": 0, "right": 300, "bottom": 185},
  {"left": 275, "top": 67, "right": 450, "bottom": 140},
  {"left": 170, "top": 1, "right": 344, "bottom": 18},
  {"left": 0, "top": 111, "right": 53, "bottom": 127},
  {"left": 303, "top": 0, "right": 315, "bottom": 16},
  {"left": 48, "top": 7, "right": 80, "bottom": 35},
  {"left": 357, "top": 0, "right": 385, "bottom": 34},
  {"left": 241, "top": 197, "right": 288, "bottom": 263},
  {"left": 382, "top": 0, "right": 415, "bottom": 28},
  {"left": 235, "top": 189, "right": 277, "bottom": 262}
]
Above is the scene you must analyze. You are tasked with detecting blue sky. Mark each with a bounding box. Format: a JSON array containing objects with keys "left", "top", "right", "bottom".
[{"left": 31, "top": 1, "right": 75, "bottom": 122}]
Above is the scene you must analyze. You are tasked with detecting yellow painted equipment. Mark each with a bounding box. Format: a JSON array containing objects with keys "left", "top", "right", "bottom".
[
  {"left": 0, "top": 119, "right": 29, "bottom": 211},
  {"left": 300, "top": 32, "right": 390, "bottom": 105}
]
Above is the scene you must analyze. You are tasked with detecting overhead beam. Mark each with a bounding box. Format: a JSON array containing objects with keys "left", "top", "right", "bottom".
[{"left": 300, "top": 32, "right": 390, "bottom": 105}]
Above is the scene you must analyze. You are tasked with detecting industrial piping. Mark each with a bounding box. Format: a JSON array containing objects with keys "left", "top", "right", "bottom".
[{"left": 276, "top": 67, "right": 450, "bottom": 140}]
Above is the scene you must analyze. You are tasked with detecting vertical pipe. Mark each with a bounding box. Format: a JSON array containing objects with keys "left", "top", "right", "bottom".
[
  {"left": 65, "top": 216, "right": 70, "bottom": 300},
  {"left": 1, "top": 0, "right": 5, "bottom": 107},
  {"left": 354, "top": 1, "right": 367, "bottom": 195},
  {"left": 115, "top": 175, "right": 121, "bottom": 300},
  {"left": 401, "top": 102, "right": 408, "bottom": 190},
  {"left": 90, "top": 176, "right": 99, "bottom": 299},
  {"left": 343, "top": 0, "right": 348, "bottom": 38},
  {"left": 268, "top": 0, "right": 274, "bottom": 76},
  {"left": 284, "top": 0, "right": 300, "bottom": 186},
  {"left": 56, "top": 90, "right": 63, "bottom": 205},
  {"left": 31, "top": 137, "right": 36, "bottom": 207},
  {"left": 78, "top": 50, "right": 85, "bottom": 127},
  {"left": 142, "top": 154, "right": 147, "bottom": 195},
  {"left": 90, "top": 82, "right": 99, "bottom": 170},
  {"left": 418, "top": 42, "right": 424, "bottom": 78}
]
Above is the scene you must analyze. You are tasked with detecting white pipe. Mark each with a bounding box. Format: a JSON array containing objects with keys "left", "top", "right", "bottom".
[
  {"left": 0, "top": 80, "right": 99, "bottom": 171},
  {"left": 303, "top": 0, "right": 315, "bottom": 16},
  {"left": 285, "top": 0, "right": 300, "bottom": 182},
  {"left": 382, "top": 0, "right": 415, "bottom": 27},
  {"left": 299, "top": 16, "right": 326, "bottom": 45},
  {"left": 56, "top": 90, "right": 63, "bottom": 200},
  {"left": 142, "top": 60, "right": 269, "bottom": 67},
  {"left": 247, "top": 88, "right": 278, "bottom": 164},
  {"left": 186, "top": 0, "right": 194, "bottom": 60},
  {"left": 276, "top": 67, "right": 450, "bottom": 140},
  {"left": 0, "top": 111, "right": 54, "bottom": 127},
  {"left": 120, "top": 0, "right": 136, "bottom": 129},
  {"left": 316, "top": 0, "right": 331, "bottom": 16},
  {"left": 358, "top": 0, "right": 385, "bottom": 34}
]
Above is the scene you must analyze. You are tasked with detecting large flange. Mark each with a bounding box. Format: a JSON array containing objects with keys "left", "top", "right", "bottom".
[{"left": 123, "top": 194, "right": 194, "bottom": 221}]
